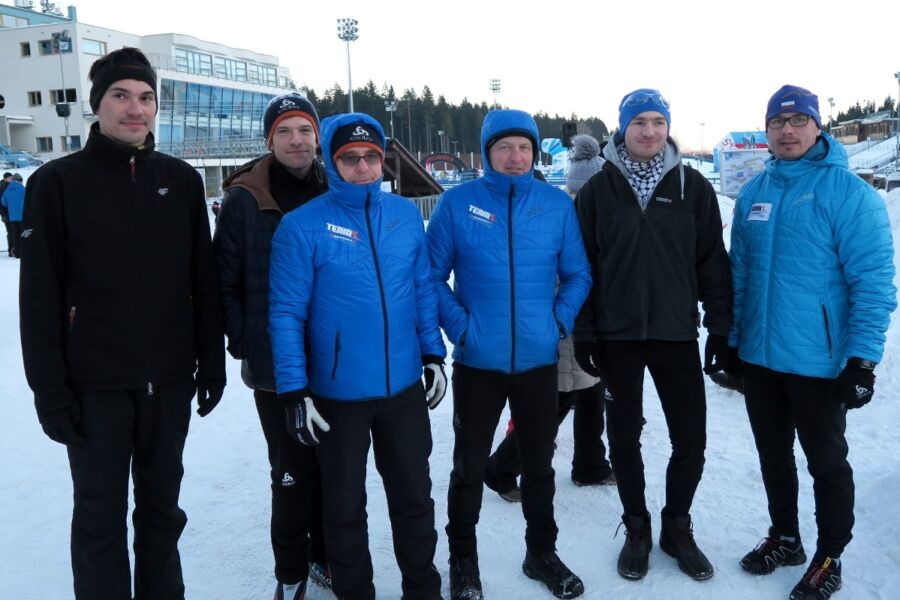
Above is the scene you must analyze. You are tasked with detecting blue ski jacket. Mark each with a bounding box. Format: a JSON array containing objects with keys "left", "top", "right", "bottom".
[
  {"left": 729, "top": 133, "right": 896, "bottom": 377},
  {"left": 427, "top": 109, "right": 591, "bottom": 373},
  {"left": 269, "top": 113, "right": 445, "bottom": 400}
]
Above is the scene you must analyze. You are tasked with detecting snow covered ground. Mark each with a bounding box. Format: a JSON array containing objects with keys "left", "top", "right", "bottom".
[{"left": 1, "top": 188, "right": 899, "bottom": 600}]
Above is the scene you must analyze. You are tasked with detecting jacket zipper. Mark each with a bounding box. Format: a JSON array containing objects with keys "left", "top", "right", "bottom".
[
  {"left": 331, "top": 330, "right": 341, "bottom": 379},
  {"left": 132, "top": 153, "right": 154, "bottom": 395},
  {"left": 365, "top": 192, "right": 391, "bottom": 396},
  {"left": 130, "top": 155, "right": 136, "bottom": 183},
  {"left": 68, "top": 306, "right": 76, "bottom": 332},
  {"left": 821, "top": 305, "right": 833, "bottom": 357},
  {"left": 508, "top": 184, "right": 517, "bottom": 372}
]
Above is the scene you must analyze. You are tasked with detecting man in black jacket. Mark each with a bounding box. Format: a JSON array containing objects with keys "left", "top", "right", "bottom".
[
  {"left": 213, "top": 93, "right": 329, "bottom": 600},
  {"left": 574, "top": 88, "right": 733, "bottom": 583},
  {"left": 18, "top": 47, "right": 225, "bottom": 600}
]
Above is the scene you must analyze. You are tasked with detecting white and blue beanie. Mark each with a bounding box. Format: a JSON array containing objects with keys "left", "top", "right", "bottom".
[
  {"left": 765, "top": 85, "right": 822, "bottom": 129},
  {"left": 618, "top": 88, "right": 671, "bottom": 134}
]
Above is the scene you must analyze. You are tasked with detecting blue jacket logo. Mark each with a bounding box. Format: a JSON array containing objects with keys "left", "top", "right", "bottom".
[
  {"left": 468, "top": 204, "right": 496, "bottom": 225},
  {"left": 327, "top": 222, "right": 359, "bottom": 243}
]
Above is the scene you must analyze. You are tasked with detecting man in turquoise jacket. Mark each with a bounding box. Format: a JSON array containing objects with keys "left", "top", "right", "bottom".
[
  {"left": 427, "top": 109, "right": 591, "bottom": 599},
  {"left": 730, "top": 85, "right": 896, "bottom": 600}
]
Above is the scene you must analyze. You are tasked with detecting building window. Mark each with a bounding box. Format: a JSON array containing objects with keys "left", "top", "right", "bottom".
[
  {"left": 174, "top": 48, "right": 213, "bottom": 76},
  {"left": 36, "top": 137, "right": 53, "bottom": 153},
  {"left": 82, "top": 39, "right": 106, "bottom": 56},
  {"left": 61, "top": 135, "right": 82, "bottom": 151},
  {"left": 20, "top": 42, "right": 31, "bottom": 57},
  {"left": 27, "top": 91, "right": 42, "bottom": 106},
  {"left": 1, "top": 14, "right": 30, "bottom": 27},
  {"left": 49, "top": 88, "right": 77, "bottom": 104},
  {"left": 38, "top": 39, "right": 55, "bottom": 55}
]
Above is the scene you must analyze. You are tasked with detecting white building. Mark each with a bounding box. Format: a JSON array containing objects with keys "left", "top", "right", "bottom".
[{"left": 0, "top": 0, "right": 297, "bottom": 195}]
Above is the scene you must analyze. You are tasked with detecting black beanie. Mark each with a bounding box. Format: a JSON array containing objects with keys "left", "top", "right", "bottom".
[
  {"left": 88, "top": 47, "right": 157, "bottom": 113},
  {"left": 263, "top": 93, "right": 320, "bottom": 146},
  {"left": 330, "top": 122, "right": 384, "bottom": 159}
]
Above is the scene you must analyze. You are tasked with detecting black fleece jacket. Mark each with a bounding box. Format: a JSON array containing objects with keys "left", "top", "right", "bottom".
[
  {"left": 213, "top": 153, "right": 327, "bottom": 391},
  {"left": 19, "top": 124, "right": 225, "bottom": 417}
]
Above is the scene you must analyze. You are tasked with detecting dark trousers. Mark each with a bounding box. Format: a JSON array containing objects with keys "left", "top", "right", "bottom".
[
  {"left": 743, "top": 363, "right": 854, "bottom": 557},
  {"left": 315, "top": 384, "right": 440, "bottom": 600},
  {"left": 67, "top": 381, "right": 193, "bottom": 600},
  {"left": 1, "top": 215, "right": 11, "bottom": 253},
  {"left": 254, "top": 390, "right": 326, "bottom": 584},
  {"left": 602, "top": 340, "right": 707, "bottom": 518},
  {"left": 9, "top": 220, "right": 21, "bottom": 257},
  {"left": 485, "top": 382, "right": 611, "bottom": 489},
  {"left": 446, "top": 363, "right": 560, "bottom": 558}
]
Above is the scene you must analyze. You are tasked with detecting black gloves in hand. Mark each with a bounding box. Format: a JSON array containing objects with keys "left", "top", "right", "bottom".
[
  {"left": 39, "top": 400, "right": 85, "bottom": 446},
  {"left": 422, "top": 355, "right": 447, "bottom": 410},
  {"left": 196, "top": 382, "right": 225, "bottom": 417},
  {"left": 703, "top": 335, "right": 733, "bottom": 374},
  {"left": 832, "top": 359, "right": 876, "bottom": 410},
  {"left": 281, "top": 389, "right": 331, "bottom": 446},
  {"left": 574, "top": 341, "right": 603, "bottom": 377}
]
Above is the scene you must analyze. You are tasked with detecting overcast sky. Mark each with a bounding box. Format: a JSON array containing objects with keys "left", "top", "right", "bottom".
[{"left": 27, "top": 0, "right": 900, "bottom": 150}]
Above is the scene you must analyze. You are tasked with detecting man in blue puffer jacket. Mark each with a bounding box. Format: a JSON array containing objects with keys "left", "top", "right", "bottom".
[
  {"left": 269, "top": 113, "right": 447, "bottom": 600},
  {"left": 730, "top": 85, "right": 896, "bottom": 600},
  {"left": 427, "top": 109, "right": 591, "bottom": 599},
  {"left": 1, "top": 173, "right": 25, "bottom": 257}
]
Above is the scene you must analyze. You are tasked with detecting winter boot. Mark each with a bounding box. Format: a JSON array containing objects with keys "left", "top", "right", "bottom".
[
  {"left": 740, "top": 527, "right": 807, "bottom": 575},
  {"left": 308, "top": 561, "right": 332, "bottom": 589},
  {"left": 273, "top": 579, "right": 307, "bottom": 600},
  {"left": 449, "top": 555, "right": 483, "bottom": 600},
  {"left": 658, "top": 510, "right": 714, "bottom": 580},
  {"left": 789, "top": 554, "right": 842, "bottom": 600},
  {"left": 484, "top": 467, "right": 521, "bottom": 503},
  {"left": 522, "top": 550, "right": 585, "bottom": 599},
  {"left": 616, "top": 512, "right": 652, "bottom": 580},
  {"left": 572, "top": 471, "right": 616, "bottom": 487}
]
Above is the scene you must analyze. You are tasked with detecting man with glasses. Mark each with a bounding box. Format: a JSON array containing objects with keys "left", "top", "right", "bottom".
[
  {"left": 574, "top": 88, "right": 732, "bottom": 582},
  {"left": 427, "top": 109, "right": 591, "bottom": 599},
  {"left": 214, "top": 93, "right": 331, "bottom": 599},
  {"left": 268, "top": 113, "right": 447, "bottom": 600},
  {"left": 730, "top": 85, "right": 895, "bottom": 600}
]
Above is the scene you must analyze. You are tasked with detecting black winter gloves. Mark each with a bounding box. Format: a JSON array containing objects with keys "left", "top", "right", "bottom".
[
  {"left": 574, "top": 341, "right": 603, "bottom": 378},
  {"left": 703, "top": 335, "right": 739, "bottom": 375},
  {"left": 422, "top": 354, "right": 447, "bottom": 410},
  {"left": 39, "top": 398, "right": 85, "bottom": 446},
  {"left": 196, "top": 381, "right": 225, "bottom": 417},
  {"left": 281, "top": 389, "right": 331, "bottom": 446},
  {"left": 832, "top": 358, "right": 876, "bottom": 410}
]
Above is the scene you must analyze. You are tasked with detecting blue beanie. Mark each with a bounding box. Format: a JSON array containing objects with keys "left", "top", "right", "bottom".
[
  {"left": 766, "top": 85, "right": 822, "bottom": 129},
  {"left": 618, "top": 88, "right": 670, "bottom": 134}
]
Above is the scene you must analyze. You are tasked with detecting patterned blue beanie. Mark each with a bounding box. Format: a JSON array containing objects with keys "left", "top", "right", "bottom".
[
  {"left": 618, "top": 88, "right": 670, "bottom": 134},
  {"left": 766, "top": 85, "right": 822, "bottom": 129}
]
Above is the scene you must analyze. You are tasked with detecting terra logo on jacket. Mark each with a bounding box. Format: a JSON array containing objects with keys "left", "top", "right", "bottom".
[
  {"left": 327, "top": 222, "right": 360, "bottom": 243},
  {"left": 468, "top": 204, "right": 496, "bottom": 225}
]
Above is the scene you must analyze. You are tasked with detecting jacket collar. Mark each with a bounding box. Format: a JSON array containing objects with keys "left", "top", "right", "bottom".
[
  {"left": 223, "top": 154, "right": 326, "bottom": 212},
  {"left": 82, "top": 122, "right": 155, "bottom": 172}
]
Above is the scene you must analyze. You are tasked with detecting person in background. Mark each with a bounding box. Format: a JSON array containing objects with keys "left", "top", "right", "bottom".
[
  {"left": 18, "top": 47, "right": 225, "bottom": 600},
  {"left": 269, "top": 112, "right": 447, "bottom": 600},
  {"left": 484, "top": 133, "right": 614, "bottom": 505},
  {"left": 214, "top": 93, "right": 330, "bottom": 600},
  {"left": 0, "top": 172, "right": 13, "bottom": 255},
  {"left": 428, "top": 109, "right": 591, "bottom": 600},
  {"left": 574, "top": 88, "right": 732, "bottom": 582},
  {"left": 1, "top": 173, "right": 25, "bottom": 258},
  {"left": 730, "top": 85, "right": 896, "bottom": 600},
  {"left": 210, "top": 199, "right": 221, "bottom": 224}
]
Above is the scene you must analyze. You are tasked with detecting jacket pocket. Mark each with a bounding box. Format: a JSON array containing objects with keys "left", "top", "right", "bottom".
[
  {"left": 820, "top": 305, "right": 833, "bottom": 357},
  {"left": 331, "top": 330, "right": 342, "bottom": 380}
]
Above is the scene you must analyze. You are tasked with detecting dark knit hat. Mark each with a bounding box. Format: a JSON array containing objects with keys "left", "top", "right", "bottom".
[
  {"left": 484, "top": 128, "right": 538, "bottom": 163},
  {"left": 565, "top": 134, "right": 603, "bottom": 194},
  {"left": 88, "top": 47, "right": 157, "bottom": 113},
  {"left": 331, "top": 122, "right": 384, "bottom": 160},
  {"left": 766, "top": 85, "right": 822, "bottom": 129},
  {"left": 2, "top": 172, "right": 12, "bottom": 179},
  {"left": 618, "top": 88, "right": 670, "bottom": 134},
  {"left": 263, "top": 93, "right": 320, "bottom": 146}
]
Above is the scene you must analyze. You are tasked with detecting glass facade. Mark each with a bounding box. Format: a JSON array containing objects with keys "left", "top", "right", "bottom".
[
  {"left": 157, "top": 79, "right": 274, "bottom": 156},
  {"left": 175, "top": 48, "right": 277, "bottom": 86}
]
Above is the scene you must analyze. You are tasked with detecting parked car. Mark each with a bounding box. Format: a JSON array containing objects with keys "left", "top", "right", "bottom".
[
  {"left": 0, "top": 145, "right": 43, "bottom": 168},
  {"left": 886, "top": 172, "right": 900, "bottom": 193}
]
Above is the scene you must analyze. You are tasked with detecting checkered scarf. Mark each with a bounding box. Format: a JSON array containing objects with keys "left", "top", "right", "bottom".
[{"left": 618, "top": 145, "right": 664, "bottom": 211}]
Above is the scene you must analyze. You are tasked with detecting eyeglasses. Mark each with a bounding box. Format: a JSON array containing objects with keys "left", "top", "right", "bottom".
[
  {"left": 621, "top": 90, "right": 670, "bottom": 109},
  {"left": 337, "top": 153, "right": 382, "bottom": 167},
  {"left": 767, "top": 114, "right": 810, "bottom": 129}
]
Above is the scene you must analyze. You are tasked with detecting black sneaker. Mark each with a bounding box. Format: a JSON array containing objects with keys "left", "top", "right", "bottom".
[
  {"left": 273, "top": 579, "right": 307, "bottom": 600},
  {"left": 522, "top": 551, "right": 584, "bottom": 599},
  {"left": 484, "top": 469, "right": 522, "bottom": 503},
  {"left": 616, "top": 512, "right": 652, "bottom": 580},
  {"left": 740, "top": 527, "right": 807, "bottom": 575},
  {"left": 308, "top": 561, "right": 332, "bottom": 589},
  {"left": 449, "top": 555, "right": 483, "bottom": 600},
  {"left": 789, "top": 555, "right": 842, "bottom": 599},
  {"left": 572, "top": 472, "right": 616, "bottom": 487},
  {"left": 659, "top": 511, "right": 714, "bottom": 580}
]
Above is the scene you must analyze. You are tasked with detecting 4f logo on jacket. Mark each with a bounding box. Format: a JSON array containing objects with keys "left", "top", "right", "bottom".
[
  {"left": 327, "top": 222, "right": 359, "bottom": 243},
  {"left": 468, "top": 204, "right": 496, "bottom": 225}
]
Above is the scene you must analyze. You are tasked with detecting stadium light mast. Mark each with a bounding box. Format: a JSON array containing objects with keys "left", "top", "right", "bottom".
[
  {"left": 336, "top": 18, "right": 359, "bottom": 112},
  {"left": 489, "top": 79, "right": 501, "bottom": 109}
]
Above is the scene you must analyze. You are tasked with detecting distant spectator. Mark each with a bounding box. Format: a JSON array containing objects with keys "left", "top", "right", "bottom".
[
  {"left": 1, "top": 173, "right": 25, "bottom": 258},
  {"left": 565, "top": 134, "right": 603, "bottom": 194},
  {"left": 0, "top": 172, "right": 13, "bottom": 255},
  {"left": 211, "top": 199, "right": 221, "bottom": 224}
]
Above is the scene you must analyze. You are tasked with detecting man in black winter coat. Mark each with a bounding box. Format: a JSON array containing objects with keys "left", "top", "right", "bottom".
[
  {"left": 574, "top": 88, "right": 733, "bottom": 583},
  {"left": 213, "top": 93, "right": 330, "bottom": 600},
  {"left": 18, "top": 47, "right": 225, "bottom": 600}
]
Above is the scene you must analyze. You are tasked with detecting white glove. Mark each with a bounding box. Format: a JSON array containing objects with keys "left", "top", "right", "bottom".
[{"left": 424, "top": 362, "right": 447, "bottom": 409}]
